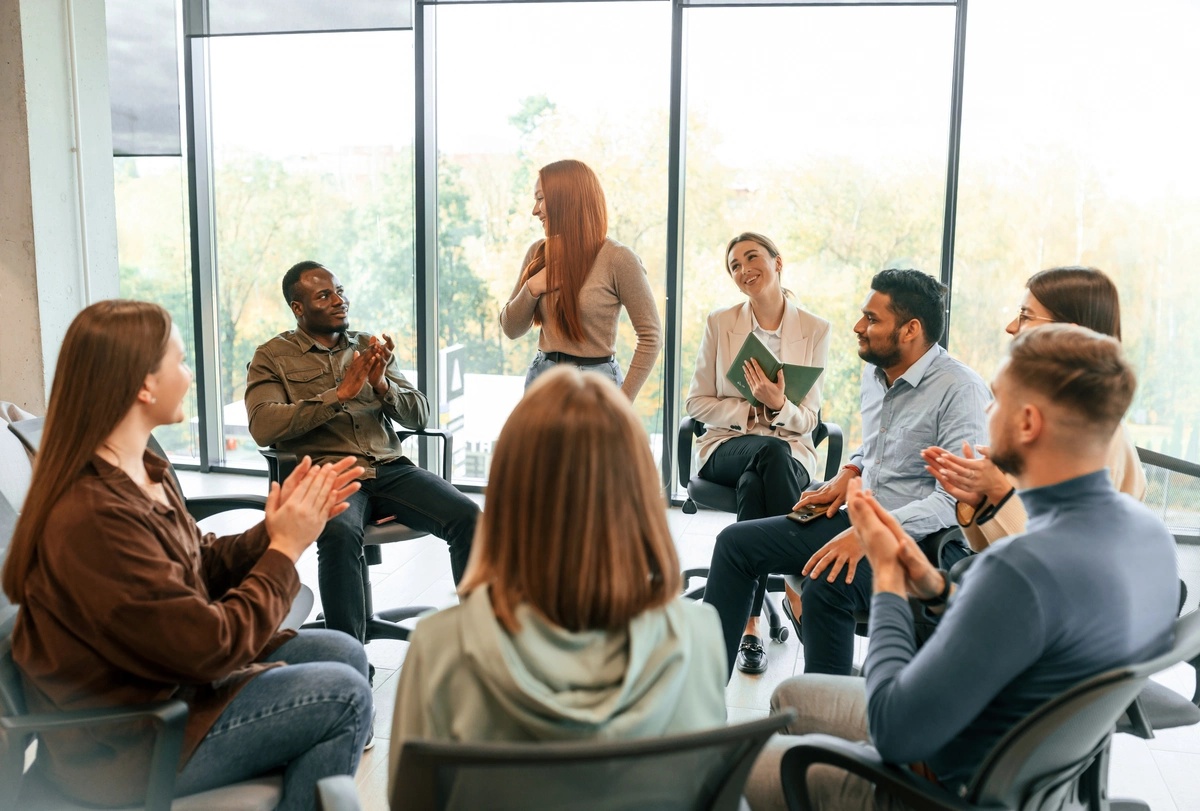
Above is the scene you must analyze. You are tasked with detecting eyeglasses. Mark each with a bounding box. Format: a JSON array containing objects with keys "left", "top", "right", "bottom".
[{"left": 1016, "top": 310, "right": 1056, "bottom": 327}]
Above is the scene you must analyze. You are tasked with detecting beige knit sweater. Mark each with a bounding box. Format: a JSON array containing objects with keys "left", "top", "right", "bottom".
[{"left": 500, "top": 237, "right": 662, "bottom": 400}]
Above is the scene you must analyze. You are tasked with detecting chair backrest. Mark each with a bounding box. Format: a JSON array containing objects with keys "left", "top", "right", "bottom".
[
  {"left": 5, "top": 417, "right": 41, "bottom": 459},
  {"left": 9, "top": 418, "right": 187, "bottom": 504},
  {"left": 0, "top": 610, "right": 29, "bottom": 811},
  {"left": 0, "top": 423, "right": 33, "bottom": 521},
  {"left": 1137, "top": 446, "right": 1200, "bottom": 545},
  {"left": 0, "top": 611, "right": 24, "bottom": 718},
  {"left": 391, "top": 713, "right": 793, "bottom": 811},
  {"left": 0, "top": 422, "right": 35, "bottom": 625},
  {"left": 967, "top": 608, "right": 1200, "bottom": 808}
]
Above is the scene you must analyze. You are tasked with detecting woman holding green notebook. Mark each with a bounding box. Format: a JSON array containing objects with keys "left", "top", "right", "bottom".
[{"left": 685, "top": 232, "right": 831, "bottom": 674}]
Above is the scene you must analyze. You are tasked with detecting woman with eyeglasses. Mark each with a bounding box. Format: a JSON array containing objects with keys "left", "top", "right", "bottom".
[
  {"left": 500, "top": 159, "right": 662, "bottom": 400},
  {"left": 922, "top": 266, "right": 1145, "bottom": 551},
  {"left": 684, "top": 232, "right": 831, "bottom": 674}
]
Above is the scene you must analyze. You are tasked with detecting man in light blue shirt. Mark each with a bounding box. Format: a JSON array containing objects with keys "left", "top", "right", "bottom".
[{"left": 704, "top": 269, "right": 990, "bottom": 676}]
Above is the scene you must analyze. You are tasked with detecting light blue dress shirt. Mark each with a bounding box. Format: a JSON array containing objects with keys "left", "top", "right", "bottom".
[{"left": 847, "top": 343, "right": 991, "bottom": 537}]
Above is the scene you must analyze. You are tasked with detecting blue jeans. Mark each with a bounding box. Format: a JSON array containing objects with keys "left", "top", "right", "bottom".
[
  {"left": 524, "top": 351, "right": 624, "bottom": 389},
  {"left": 317, "top": 458, "right": 479, "bottom": 643},
  {"left": 175, "top": 630, "right": 372, "bottom": 811}
]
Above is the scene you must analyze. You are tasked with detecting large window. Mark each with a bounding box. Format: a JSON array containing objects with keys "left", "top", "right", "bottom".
[
  {"left": 679, "top": 3, "right": 956, "bottom": 478},
  {"left": 952, "top": 0, "right": 1200, "bottom": 461},
  {"left": 143, "top": 0, "right": 1200, "bottom": 482},
  {"left": 206, "top": 31, "right": 416, "bottom": 468},
  {"left": 433, "top": 1, "right": 671, "bottom": 484},
  {"left": 115, "top": 156, "right": 198, "bottom": 462}
]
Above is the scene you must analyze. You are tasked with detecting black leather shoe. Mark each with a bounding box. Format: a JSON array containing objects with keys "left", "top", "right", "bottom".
[
  {"left": 735, "top": 635, "right": 767, "bottom": 674},
  {"left": 781, "top": 597, "right": 802, "bottom": 644}
]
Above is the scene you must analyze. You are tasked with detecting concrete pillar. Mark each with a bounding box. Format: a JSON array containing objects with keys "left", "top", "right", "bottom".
[{"left": 0, "top": 0, "right": 119, "bottom": 413}]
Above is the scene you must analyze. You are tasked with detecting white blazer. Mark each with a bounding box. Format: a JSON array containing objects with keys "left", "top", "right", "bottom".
[{"left": 685, "top": 300, "right": 832, "bottom": 477}]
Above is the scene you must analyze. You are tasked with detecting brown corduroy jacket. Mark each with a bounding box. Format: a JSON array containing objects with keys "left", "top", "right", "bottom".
[{"left": 12, "top": 451, "right": 298, "bottom": 807}]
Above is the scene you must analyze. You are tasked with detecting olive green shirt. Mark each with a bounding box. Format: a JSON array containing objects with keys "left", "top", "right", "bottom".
[{"left": 245, "top": 329, "right": 428, "bottom": 478}]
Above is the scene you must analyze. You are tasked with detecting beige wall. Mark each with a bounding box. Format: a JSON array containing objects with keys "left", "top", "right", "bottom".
[{"left": 0, "top": 0, "right": 119, "bottom": 413}]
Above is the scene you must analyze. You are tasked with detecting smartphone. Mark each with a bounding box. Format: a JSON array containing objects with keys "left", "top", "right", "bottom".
[{"left": 787, "top": 504, "right": 829, "bottom": 524}]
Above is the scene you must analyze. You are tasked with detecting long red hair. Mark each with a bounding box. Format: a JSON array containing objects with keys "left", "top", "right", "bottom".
[{"left": 520, "top": 159, "right": 608, "bottom": 343}]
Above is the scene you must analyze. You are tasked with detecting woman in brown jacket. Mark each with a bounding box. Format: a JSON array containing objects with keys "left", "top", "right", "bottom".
[{"left": 2, "top": 300, "right": 371, "bottom": 810}]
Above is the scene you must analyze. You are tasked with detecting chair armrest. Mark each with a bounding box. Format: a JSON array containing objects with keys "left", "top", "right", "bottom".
[
  {"left": 261, "top": 427, "right": 455, "bottom": 486},
  {"left": 1, "top": 699, "right": 188, "bottom": 811},
  {"left": 678, "top": 417, "right": 698, "bottom": 489},
  {"left": 816, "top": 421, "right": 844, "bottom": 483},
  {"left": 184, "top": 494, "right": 268, "bottom": 522},
  {"left": 258, "top": 447, "right": 297, "bottom": 483},
  {"left": 316, "top": 774, "right": 364, "bottom": 811},
  {"left": 396, "top": 426, "right": 454, "bottom": 485},
  {"left": 780, "top": 735, "right": 974, "bottom": 811}
]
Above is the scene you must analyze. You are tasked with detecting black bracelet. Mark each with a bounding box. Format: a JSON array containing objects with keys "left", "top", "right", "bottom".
[
  {"left": 918, "top": 568, "right": 953, "bottom": 607},
  {"left": 975, "top": 487, "right": 1017, "bottom": 526}
]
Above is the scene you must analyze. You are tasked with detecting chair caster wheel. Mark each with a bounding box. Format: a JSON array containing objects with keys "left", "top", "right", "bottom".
[{"left": 771, "top": 626, "right": 789, "bottom": 643}]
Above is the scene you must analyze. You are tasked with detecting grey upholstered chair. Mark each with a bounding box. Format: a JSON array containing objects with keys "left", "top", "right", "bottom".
[
  {"left": 316, "top": 712, "right": 795, "bottom": 811},
  {"left": 0, "top": 415, "right": 314, "bottom": 810},
  {"left": 780, "top": 608, "right": 1200, "bottom": 811}
]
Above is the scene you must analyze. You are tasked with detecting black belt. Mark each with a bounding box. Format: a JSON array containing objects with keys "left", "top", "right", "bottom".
[{"left": 541, "top": 351, "right": 615, "bottom": 365}]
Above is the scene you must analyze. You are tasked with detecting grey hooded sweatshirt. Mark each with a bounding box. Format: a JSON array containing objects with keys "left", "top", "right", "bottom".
[{"left": 388, "top": 586, "right": 728, "bottom": 793}]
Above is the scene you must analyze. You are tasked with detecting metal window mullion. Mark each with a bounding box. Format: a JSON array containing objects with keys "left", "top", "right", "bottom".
[
  {"left": 661, "top": 0, "right": 689, "bottom": 492},
  {"left": 414, "top": 1, "right": 439, "bottom": 473},
  {"left": 183, "top": 31, "right": 223, "bottom": 471},
  {"left": 938, "top": 0, "right": 968, "bottom": 349}
]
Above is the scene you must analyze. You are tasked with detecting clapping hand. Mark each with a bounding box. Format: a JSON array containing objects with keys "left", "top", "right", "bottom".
[
  {"left": 367, "top": 334, "right": 395, "bottom": 396},
  {"left": 337, "top": 350, "right": 373, "bottom": 403},
  {"left": 266, "top": 456, "right": 363, "bottom": 562},
  {"left": 845, "top": 479, "right": 945, "bottom": 600},
  {"left": 920, "top": 442, "right": 1011, "bottom": 509}
]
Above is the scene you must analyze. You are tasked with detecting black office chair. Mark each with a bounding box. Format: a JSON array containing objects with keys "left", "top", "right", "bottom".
[
  {"left": 315, "top": 712, "right": 796, "bottom": 811},
  {"left": 0, "top": 614, "right": 283, "bottom": 811},
  {"left": 677, "top": 416, "right": 843, "bottom": 644},
  {"left": 1111, "top": 447, "right": 1200, "bottom": 738},
  {"left": 260, "top": 426, "right": 454, "bottom": 642},
  {"left": 780, "top": 608, "right": 1200, "bottom": 811},
  {"left": 0, "top": 419, "right": 283, "bottom": 810}
]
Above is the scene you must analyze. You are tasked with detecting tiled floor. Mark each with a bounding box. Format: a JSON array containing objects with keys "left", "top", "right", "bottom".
[{"left": 182, "top": 471, "right": 1200, "bottom": 810}]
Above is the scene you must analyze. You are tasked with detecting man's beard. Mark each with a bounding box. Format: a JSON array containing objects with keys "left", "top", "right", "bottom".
[
  {"left": 858, "top": 330, "right": 902, "bottom": 369},
  {"left": 989, "top": 443, "right": 1025, "bottom": 478}
]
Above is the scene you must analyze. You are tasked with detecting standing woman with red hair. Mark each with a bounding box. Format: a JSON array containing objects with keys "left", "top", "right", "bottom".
[{"left": 501, "top": 159, "right": 663, "bottom": 400}]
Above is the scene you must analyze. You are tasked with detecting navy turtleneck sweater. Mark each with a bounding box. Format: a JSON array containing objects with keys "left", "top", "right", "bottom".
[{"left": 864, "top": 469, "right": 1179, "bottom": 792}]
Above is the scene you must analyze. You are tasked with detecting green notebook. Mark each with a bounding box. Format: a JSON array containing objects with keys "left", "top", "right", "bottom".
[{"left": 725, "top": 332, "right": 823, "bottom": 408}]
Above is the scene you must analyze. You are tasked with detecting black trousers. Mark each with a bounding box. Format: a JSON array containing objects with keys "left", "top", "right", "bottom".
[{"left": 699, "top": 436, "right": 811, "bottom": 618}]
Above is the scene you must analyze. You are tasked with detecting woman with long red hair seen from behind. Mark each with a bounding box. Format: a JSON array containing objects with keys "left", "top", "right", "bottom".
[
  {"left": 500, "top": 158, "right": 662, "bottom": 400},
  {"left": 3, "top": 300, "right": 372, "bottom": 810}
]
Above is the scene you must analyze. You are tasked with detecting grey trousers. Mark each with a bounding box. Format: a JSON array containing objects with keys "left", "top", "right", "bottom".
[{"left": 745, "top": 675, "right": 911, "bottom": 811}]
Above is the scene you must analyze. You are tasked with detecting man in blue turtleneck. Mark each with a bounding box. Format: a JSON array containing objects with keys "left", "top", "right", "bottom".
[{"left": 748, "top": 324, "right": 1179, "bottom": 810}]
